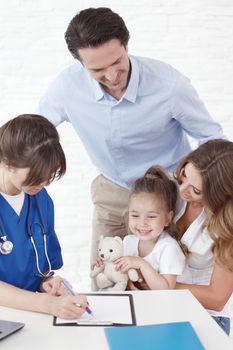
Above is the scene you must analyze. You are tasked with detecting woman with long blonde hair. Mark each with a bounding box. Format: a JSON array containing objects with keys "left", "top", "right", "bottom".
[{"left": 175, "top": 139, "right": 233, "bottom": 335}]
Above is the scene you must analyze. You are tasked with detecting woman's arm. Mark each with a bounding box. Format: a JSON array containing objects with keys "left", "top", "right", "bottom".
[
  {"left": 115, "top": 256, "right": 177, "bottom": 289},
  {"left": 0, "top": 281, "right": 87, "bottom": 319},
  {"left": 176, "top": 263, "right": 233, "bottom": 310}
]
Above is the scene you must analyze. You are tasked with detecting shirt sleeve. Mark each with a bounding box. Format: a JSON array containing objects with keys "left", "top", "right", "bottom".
[
  {"left": 170, "top": 73, "right": 225, "bottom": 144},
  {"left": 37, "top": 75, "right": 68, "bottom": 126},
  {"left": 158, "top": 240, "right": 186, "bottom": 275}
]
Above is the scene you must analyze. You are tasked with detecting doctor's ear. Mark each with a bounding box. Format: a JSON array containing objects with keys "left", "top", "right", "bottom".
[
  {"left": 1, "top": 160, "right": 10, "bottom": 168},
  {"left": 2, "top": 161, "right": 15, "bottom": 172}
]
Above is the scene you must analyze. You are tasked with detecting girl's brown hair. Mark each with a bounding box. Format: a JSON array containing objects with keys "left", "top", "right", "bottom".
[
  {"left": 130, "top": 165, "right": 177, "bottom": 214},
  {"left": 176, "top": 139, "right": 233, "bottom": 270},
  {"left": 130, "top": 166, "right": 185, "bottom": 246},
  {"left": 0, "top": 114, "right": 66, "bottom": 185}
]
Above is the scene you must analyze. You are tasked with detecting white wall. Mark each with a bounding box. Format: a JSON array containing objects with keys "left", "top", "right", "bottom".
[{"left": 0, "top": 0, "right": 233, "bottom": 327}]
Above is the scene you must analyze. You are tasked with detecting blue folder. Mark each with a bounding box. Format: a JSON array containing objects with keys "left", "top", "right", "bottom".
[{"left": 104, "top": 321, "right": 205, "bottom": 350}]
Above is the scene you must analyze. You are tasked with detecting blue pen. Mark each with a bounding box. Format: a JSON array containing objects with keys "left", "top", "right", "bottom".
[{"left": 61, "top": 279, "right": 93, "bottom": 315}]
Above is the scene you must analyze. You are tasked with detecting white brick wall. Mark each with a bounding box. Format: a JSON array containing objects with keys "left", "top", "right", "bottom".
[{"left": 0, "top": 0, "right": 233, "bottom": 336}]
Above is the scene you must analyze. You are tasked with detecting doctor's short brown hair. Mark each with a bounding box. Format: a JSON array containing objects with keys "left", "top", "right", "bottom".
[{"left": 0, "top": 114, "right": 66, "bottom": 186}]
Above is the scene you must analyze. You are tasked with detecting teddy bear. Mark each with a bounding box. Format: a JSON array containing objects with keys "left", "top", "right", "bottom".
[{"left": 90, "top": 235, "right": 139, "bottom": 291}]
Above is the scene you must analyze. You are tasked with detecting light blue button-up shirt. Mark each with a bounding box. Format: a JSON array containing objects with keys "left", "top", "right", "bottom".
[{"left": 38, "top": 55, "right": 223, "bottom": 188}]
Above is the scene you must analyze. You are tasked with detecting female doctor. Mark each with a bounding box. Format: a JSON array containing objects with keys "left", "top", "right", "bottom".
[{"left": 0, "top": 114, "right": 87, "bottom": 319}]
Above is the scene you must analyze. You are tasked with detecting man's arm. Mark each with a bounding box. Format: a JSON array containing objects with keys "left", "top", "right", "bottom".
[
  {"left": 37, "top": 76, "right": 68, "bottom": 126},
  {"left": 170, "top": 73, "right": 225, "bottom": 143}
]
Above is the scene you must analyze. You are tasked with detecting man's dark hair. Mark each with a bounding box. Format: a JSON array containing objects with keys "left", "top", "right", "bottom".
[{"left": 65, "top": 7, "right": 130, "bottom": 60}]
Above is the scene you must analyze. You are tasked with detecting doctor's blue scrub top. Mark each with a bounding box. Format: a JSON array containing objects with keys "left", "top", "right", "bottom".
[{"left": 0, "top": 188, "right": 63, "bottom": 291}]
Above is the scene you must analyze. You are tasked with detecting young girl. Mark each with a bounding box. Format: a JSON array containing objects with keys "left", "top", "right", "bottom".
[
  {"left": 115, "top": 166, "right": 186, "bottom": 290},
  {"left": 0, "top": 114, "right": 87, "bottom": 319}
]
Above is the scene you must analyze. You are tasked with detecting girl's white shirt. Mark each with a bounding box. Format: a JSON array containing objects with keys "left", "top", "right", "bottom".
[
  {"left": 175, "top": 198, "right": 230, "bottom": 317},
  {"left": 123, "top": 231, "right": 186, "bottom": 276},
  {"left": 0, "top": 191, "right": 25, "bottom": 216}
]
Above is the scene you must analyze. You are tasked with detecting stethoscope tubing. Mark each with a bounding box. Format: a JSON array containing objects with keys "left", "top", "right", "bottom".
[{"left": 0, "top": 194, "right": 53, "bottom": 277}]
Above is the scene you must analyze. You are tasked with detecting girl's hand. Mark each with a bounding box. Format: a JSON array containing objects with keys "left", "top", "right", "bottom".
[
  {"left": 48, "top": 294, "right": 88, "bottom": 319},
  {"left": 115, "top": 256, "right": 144, "bottom": 272},
  {"left": 40, "top": 276, "right": 69, "bottom": 296},
  {"left": 91, "top": 258, "right": 104, "bottom": 270}
]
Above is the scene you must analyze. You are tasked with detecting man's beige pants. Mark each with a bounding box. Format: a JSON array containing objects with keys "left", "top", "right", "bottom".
[{"left": 90, "top": 175, "right": 130, "bottom": 290}]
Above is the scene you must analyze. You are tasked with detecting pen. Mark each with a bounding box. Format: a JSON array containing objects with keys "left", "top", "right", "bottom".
[{"left": 61, "top": 279, "right": 93, "bottom": 315}]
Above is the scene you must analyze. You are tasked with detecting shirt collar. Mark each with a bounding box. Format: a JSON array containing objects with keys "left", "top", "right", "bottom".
[
  {"left": 90, "top": 55, "right": 140, "bottom": 103},
  {"left": 92, "top": 78, "right": 105, "bottom": 101},
  {"left": 123, "top": 56, "right": 139, "bottom": 103}
]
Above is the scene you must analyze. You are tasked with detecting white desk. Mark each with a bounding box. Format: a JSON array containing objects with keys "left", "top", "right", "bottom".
[{"left": 1, "top": 290, "right": 232, "bottom": 350}]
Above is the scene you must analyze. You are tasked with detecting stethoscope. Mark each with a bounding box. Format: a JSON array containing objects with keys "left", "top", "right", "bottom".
[{"left": 0, "top": 195, "right": 53, "bottom": 278}]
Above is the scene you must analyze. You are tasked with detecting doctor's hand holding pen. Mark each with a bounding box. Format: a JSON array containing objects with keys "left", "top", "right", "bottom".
[
  {"left": 39, "top": 276, "right": 89, "bottom": 319},
  {"left": 40, "top": 275, "right": 69, "bottom": 296},
  {"left": 47, "top": 292, "right": 88, "bottom": 320}
]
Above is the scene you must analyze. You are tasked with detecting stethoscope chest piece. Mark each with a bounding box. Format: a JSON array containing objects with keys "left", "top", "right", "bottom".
[{"left": 0, "top": 235, "right": 13, "bottom": 255}]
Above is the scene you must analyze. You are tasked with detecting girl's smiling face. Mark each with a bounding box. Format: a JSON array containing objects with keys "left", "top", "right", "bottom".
[{"left": 129, "top": 192, "right": 173, "bottom": 242}]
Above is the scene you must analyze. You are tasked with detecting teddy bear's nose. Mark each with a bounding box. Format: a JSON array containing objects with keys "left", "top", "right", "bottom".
[{"left": 100, "top": 253, "right": 105, "bottom": 258}]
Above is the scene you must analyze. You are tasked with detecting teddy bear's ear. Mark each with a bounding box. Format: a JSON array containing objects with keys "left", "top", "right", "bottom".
[
  {"left": 114, "top": 236, "right": 123, "bottom": 245},
  {"left": 99, "top": 235, "right": 104, "bottom": 242}
]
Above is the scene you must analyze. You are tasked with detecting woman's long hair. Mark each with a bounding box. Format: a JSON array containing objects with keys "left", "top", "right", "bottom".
[{"left": 176, "top": 139, "right": 233, "bottom": 270}]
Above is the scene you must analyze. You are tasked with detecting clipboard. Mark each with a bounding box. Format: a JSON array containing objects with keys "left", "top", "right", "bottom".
[{"left": 53, "top": 293, "right": 136, "bottom": 327}]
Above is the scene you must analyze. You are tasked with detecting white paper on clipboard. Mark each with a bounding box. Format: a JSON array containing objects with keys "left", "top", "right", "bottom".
[{"left": 54, "top": 293, "right": 136, "bottom": 326}]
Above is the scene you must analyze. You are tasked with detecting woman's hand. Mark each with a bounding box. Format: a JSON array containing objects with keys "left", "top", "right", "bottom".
[
  {"left": 40, "top": 276, "right": 70, "bottom": 296},
  {"left": 91, "top": 258, "right": 104, "bottom": 270},
  {"left": 48, "top": 294, "right": 88, "bottom": 319},
  {"left": 0, "top": 280, "right": 88, "bottom": 320}
]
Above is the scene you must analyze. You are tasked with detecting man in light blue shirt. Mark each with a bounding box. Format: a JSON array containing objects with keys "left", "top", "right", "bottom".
[{"left": 38, "top": 8, "right": 224, "bottom": 277}]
